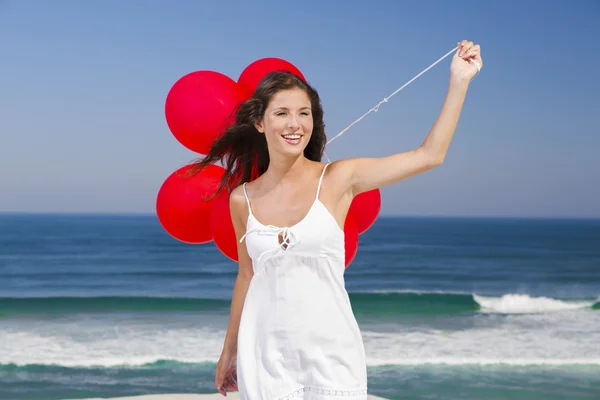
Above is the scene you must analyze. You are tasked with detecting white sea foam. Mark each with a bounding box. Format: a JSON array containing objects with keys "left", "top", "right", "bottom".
[
  {"left": 473, "top": 293, "right": 597, "bottom": 313},
  {"left": 1, "top": 307, "right": 599, "bottom": 368},
  {"left": 364, "top": 305, "right": 600, "bottom": 366}
]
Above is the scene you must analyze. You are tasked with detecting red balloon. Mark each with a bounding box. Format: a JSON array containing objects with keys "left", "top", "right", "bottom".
[
  {"left": 344, "top": 213, "right": 359, "bottom": 268},
  {"left": 156, "top": 164, "right": 224, "bottom": 244},
  {"left": 349, "top": 189, "right": 381, "bottom": 234},
  {"left": 165, "top": 71, "right": 245, "bottom": 155},
  {"left": 237, "top": 58, "right": 305, "bottom": 99},
  {"left": 210, "top": 190, "right": 238, "bottom": 261}
]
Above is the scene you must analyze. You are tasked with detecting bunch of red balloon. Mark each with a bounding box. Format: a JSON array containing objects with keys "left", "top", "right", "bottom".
[{"left": 156, "top": 58, "right": 381, "bottom": 268}]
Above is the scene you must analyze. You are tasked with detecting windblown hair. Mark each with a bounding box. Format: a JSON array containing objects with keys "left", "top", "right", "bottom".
[{"left": 185, "top": 71, "right": 326, "bottom": 201}]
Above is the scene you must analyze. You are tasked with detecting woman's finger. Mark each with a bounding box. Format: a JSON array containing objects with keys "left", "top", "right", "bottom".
[
  {"left": 470, "top": 51, "right": 483, "bottom": 67},
  {"left": 215, "top": 375, "right": 227, "bottom": 396},
  {"left": 223, "top": 375, "right": 237, "bottom": 392},
  {"left": 464, "top": 44, "right": 480, "bottom": 58},
  {"left": 461, "top": 42, "right": 474, "bottom": 57}
]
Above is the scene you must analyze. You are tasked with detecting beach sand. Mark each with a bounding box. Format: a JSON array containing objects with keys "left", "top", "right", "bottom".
[{"left": 72, "top": 393, "right": 388, "bottom": 400}]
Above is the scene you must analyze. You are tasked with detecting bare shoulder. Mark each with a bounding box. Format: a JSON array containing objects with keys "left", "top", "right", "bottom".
[
  {"left": 228, "top": 184, "right": 254, "bottom": 274},
  {"left": 228, "top": 184, "right": 248, "bottom": 222},
  {"left": 324, "top": 159, "right": 354, "bottom": 180},
  {"left": 322, "top": 158, "right": 355, "bottom": 193}
]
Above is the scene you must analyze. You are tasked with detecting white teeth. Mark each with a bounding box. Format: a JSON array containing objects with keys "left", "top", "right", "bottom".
[{"left": 282, "top": 135, "right": 301, "bottom": 139}]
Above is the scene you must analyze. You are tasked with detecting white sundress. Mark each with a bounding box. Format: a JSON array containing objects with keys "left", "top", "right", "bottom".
[{"left": 236, "top": 163, "right": 368, "bottom": 399}]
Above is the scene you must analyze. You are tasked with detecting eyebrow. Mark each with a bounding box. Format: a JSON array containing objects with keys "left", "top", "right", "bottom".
[{"left": 274, "top": 107, "right": 311, "bottom": 111}]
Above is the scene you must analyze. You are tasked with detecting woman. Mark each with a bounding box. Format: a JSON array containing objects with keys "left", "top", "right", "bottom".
[{"left": 202, "top": 40, "right": 482, "bottom": 398}]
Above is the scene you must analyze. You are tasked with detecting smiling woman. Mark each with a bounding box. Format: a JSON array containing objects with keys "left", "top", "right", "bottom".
[
  {"left": 183, "top": 39, "right": 483, "bottom": 400},
  {"left": 273, "top": 104, "right": 312, "bottom": 142},
  {"left": 258, "top": 90, "right": 314, "bottom": 151},
  {"left": 186, "top": 72, "right": 327, "bottom": 195}
]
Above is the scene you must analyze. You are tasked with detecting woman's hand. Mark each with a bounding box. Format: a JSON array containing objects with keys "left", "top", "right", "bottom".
[
  {"left": 215, "top": 349, "right": 238, "bottom": 396},
  {"left": 450, "top": 40, "right": 483, "bottom": 84}
]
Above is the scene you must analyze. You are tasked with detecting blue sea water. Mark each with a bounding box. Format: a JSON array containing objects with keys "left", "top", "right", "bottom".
[{"left": 0, "top": 214, "right": 599, "bottom": 400}]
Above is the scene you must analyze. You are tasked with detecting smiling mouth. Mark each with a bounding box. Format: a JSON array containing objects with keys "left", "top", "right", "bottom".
[{"left": 281, "top": 134, "right": 303, "bottom": 145}]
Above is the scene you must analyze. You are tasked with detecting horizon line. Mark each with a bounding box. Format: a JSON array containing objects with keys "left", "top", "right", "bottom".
[{"left": 0, "top": 211, "right": 598, "bottom": 221}]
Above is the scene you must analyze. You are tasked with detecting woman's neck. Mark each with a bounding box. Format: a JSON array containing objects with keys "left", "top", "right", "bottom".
[{"left": 263, "top": 155, "right": 311, "bottom": 187}]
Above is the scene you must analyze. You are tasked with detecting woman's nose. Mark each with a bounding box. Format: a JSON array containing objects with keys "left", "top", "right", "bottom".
[{"left": 287, "top": 116, "right": 299, "bottom": 129}]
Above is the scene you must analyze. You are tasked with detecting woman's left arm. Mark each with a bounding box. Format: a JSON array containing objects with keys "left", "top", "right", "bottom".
[{"left": 341, "top": 40, "right": 482, "bottom": 196}]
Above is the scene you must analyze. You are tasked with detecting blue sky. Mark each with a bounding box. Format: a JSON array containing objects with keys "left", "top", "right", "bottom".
[{"left": 1, "top": 0, "right": 598, "bottom": 217}]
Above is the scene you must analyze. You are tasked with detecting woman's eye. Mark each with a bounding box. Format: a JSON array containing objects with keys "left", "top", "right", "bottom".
[{"left": 276, "top": 112, "right": 309, "bottom": 116}]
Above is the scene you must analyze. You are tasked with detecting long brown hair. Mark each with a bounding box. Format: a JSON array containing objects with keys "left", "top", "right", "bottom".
[{"left": 185, "top": 71, "right": 326, "bottom": 200}]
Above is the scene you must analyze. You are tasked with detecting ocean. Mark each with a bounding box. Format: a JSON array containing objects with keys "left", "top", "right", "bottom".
[{"left": 0, "top": 214, "right": 599, "bottom": 400}]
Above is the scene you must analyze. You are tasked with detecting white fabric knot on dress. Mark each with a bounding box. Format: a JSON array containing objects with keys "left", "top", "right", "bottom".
[{"left": 240, "top": 225, "right": 300, "bottom": 267}]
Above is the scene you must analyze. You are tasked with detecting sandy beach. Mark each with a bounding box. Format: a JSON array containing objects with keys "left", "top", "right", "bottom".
[{"left": 72, "top": 394, "right": 388, "bottom": 400}]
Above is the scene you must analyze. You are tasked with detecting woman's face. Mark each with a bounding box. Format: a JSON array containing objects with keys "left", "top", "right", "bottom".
[{"left": 255, "top": 88, "right": 313, "bottom": 157}]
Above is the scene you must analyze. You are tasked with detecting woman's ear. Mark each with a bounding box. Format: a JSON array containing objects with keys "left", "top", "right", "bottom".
[{"left": 254, "top": 119, "right": 264, "bottom": 133}]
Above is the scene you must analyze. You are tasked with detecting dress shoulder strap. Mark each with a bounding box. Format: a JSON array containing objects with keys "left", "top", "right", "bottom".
[
  {"left": 242, "top": 182, "right": 253, "bottom": 216},
  {"left": 315, "top": 163, "right": 330, "bottom": 201}
]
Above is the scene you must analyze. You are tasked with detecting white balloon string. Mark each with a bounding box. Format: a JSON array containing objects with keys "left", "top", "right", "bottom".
[{"left": 323, "top": 46, "right": 460, "bottom": 163}]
